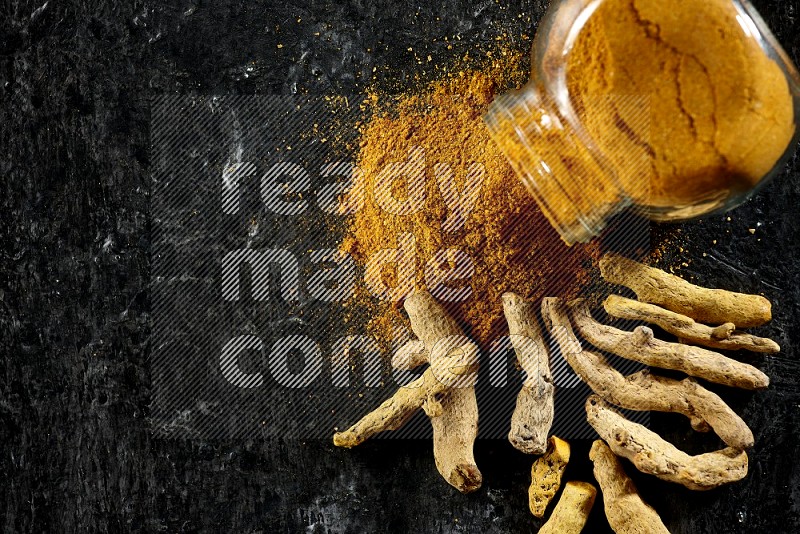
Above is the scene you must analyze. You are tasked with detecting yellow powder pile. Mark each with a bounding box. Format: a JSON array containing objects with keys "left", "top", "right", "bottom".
[{"left": 340, "top": 49, "right": 600, "bottom": 347}]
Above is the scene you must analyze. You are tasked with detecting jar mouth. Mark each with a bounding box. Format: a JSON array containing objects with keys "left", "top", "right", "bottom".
[{"left": 484, "top": 86, "right": 628, "bottom": 245}]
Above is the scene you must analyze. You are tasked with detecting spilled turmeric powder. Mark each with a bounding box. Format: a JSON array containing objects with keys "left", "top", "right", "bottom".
[{"left": 339, "top": 49, "right": 600, "bottom": 347}]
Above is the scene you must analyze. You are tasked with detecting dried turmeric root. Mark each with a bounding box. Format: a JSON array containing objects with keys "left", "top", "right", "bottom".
[
  {"left": 586, "top": 396, "right": 749, "bottom": 491},
  {"left": 604, "top": 295, "right": 780, "bottom": 353},
  {"left": 502, "top": 293, "right": 554, "bottom": 455},
  {"left": 333, "top": 290, "right": 482, "bottom": 493},
  {"left": 391, "top": 339, "right": 428, "bottom": 370},
  {"left": 570, "top": 299, "right": 769, "bottom": 390},
  {"left": 538, "top": 481, "right": 596, "bottom": 534},
  {"left": 599, "top": 253, "right": 772, "bottom": 328},
  {"left": 590, "top": 440, "right": 670, "bottom": 534},
  {"left": 542, "top": 298, "right": 754, "bottom": 449},
  {"left": 529, "top": 436, "right": 571, "bottom": 518}
]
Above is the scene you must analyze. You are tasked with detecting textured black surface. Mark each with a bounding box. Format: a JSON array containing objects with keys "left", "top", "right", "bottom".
[{"left": 2, "top": 0, "right": 799, "bottom": 532}]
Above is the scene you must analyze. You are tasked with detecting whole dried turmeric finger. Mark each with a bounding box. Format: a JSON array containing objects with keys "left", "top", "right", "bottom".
[
  {"left": 332, "top": 372, "right": 438, "bottom": 448},
  {"left": 333, "top": 290, "right": 482, "bottom": 494},
  {"left": 604, "top": 295, "right": 780, "bottom": 353},
  {"left": 570, "top": 299, "right": 769, "bottom": 390},
  {"left": 586, "top": 396, "right": 749, "bottom": 491},
  {"left": 529, "top": 436, "right": 571, "bottom": 518},
  {"left": 537, "top": 481, "right": 596, "bottom": 534},
  {"left": 599, "top": 253, "right": 771, "bottom": 328},
  {"left": 502, "top": 293, "right": 554, "bottom": 455},
  {"left": 590, "top": 440, "right": 670, "bottom": 534},
  {"left": 543, "top": 297, "right": 754, "bottom": 449}
]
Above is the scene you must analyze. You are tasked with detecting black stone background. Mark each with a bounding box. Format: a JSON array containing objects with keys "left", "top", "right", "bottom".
[{"left": 2, "top": 0, "right": 799, "bottom": 532}]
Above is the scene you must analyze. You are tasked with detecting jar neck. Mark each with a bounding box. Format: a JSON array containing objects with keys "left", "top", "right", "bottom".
[{"left": 484, "top": 83, "right": 629, "bottom": 245}]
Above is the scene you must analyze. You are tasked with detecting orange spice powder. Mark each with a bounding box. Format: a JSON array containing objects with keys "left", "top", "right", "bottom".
[{"left": 339, "top": 48, "right": 600, "bottom": 348}]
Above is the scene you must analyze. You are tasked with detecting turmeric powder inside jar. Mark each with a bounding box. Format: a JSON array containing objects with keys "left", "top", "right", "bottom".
[{"left": 485, "top": 0, "right": 798, "bottom": 243}]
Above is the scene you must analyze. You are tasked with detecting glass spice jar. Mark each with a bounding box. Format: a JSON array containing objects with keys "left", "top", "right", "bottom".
[{"left": 484, "top": 0, "right": 800, "bottom": 245}]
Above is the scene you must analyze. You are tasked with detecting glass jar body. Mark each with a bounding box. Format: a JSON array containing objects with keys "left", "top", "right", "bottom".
[{"left": 485, "top": 0, "right": 800, "bottom": 244}]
